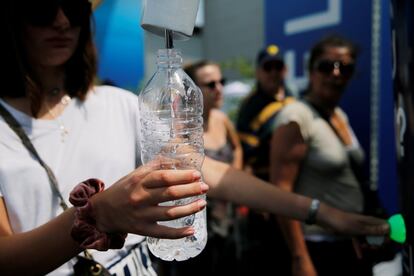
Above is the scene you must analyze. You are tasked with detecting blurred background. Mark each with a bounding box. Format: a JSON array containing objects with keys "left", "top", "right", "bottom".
[{"left": 92, "top": 0, "right": 413, "bottom": 275}]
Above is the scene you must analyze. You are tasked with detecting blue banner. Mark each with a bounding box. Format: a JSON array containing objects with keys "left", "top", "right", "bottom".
[{"left": 93, "top": 0, "right": 144, "bottom": 91}]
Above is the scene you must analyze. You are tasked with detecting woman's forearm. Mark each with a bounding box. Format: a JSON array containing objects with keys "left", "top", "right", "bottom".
[
  {"left": 203, "top": 157, "right": 389, "bottom": 237},
  {"left": 0, "top": 208, "right": 81, "bottom": 275},
  {"left": 203, "top": 157, "right": 312, "bottom": 221}
]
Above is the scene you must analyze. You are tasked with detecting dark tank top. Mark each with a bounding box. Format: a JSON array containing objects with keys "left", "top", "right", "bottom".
[{"left": 204, "top": 140, "right": 234, "bottom": 164}]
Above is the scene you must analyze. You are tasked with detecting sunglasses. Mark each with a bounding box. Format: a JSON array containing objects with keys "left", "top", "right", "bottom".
[
  {"left": 262, "top": 60, "right": 284, "bottom": 72},
  {"left": 201, "top": 78, "right": 226, "bottom": 90},
  {"left": 314, "top": 60, "right": 355, "bottom": 77},
  {"left": 22, "top": 0, "right": 91, "bottom": 27}
]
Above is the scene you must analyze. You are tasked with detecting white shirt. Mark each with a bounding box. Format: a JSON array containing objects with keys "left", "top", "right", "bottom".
[{"left": 0, "top": 86, "right": 145, "bottom": 275}]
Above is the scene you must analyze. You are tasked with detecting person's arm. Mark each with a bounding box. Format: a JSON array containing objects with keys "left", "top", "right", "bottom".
[
  {"left": 0, "top": 162, "right": 207, "bottom": 275},
  {"left": 0, "top": 203, "right": 83, "bottom": 275},
  {"left": 202, "top": 146, "right": 389, "bottom": 237},
  {"left": 269, "top": 122, "right": 316, "bottom": 276},
  {"left": 0, "top": 198, "right": 12, "bottom": 236},
  {"left": 224, "top": 115, "right": 243, "bottom": 170}
]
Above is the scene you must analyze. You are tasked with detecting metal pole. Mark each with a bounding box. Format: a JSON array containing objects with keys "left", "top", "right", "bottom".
[{"left": 165, "top": 29, "right": 174, "bottom": 49}]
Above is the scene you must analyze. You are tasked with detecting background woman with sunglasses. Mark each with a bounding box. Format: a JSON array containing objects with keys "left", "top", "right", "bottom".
[
  {"left": 270, "top": 35, "right": 374, "bottom": 276},
  {"left": 176, "top": 61, "right": 243, "bottom": 276},
  {"left": 0, "top": 1, "right": 391, "bottom": 275},
  {"left": 184, "top": 60, "right": 243, "bottom": 170}
]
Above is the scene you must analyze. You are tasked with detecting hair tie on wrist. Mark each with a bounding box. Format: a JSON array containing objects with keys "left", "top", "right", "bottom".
[
  {"left": 69, "top": 178, "right": 127, "bottom": 251},
  {"left": 305, "top": 198, "right": 320, "bottom": 225}
]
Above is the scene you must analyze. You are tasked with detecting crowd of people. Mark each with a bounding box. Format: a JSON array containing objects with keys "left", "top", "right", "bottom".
[{"left": 0, "top": 0, "right": 396, "bottom": 275}]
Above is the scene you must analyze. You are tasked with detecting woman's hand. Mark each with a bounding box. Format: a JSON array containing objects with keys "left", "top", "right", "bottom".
[
  {"left": 317, "top": 203, "right": 390, "bottom": 236},
  {"left": 91, "top": 159, "right": 208, "bottom": 239}
]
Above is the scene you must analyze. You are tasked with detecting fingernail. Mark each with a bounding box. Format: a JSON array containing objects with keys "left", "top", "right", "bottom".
[
  {"left": 198, "top": 199, "right": 207, "bottom": 209},
  {"left": 184, "top": 227, "right": 195, "bottom": 236},
  {"left": 193, "top": 171, "right": 201, "bottom": 180},
  {"left": 200, "top": 183, "right": 209, "bottom": 192}
]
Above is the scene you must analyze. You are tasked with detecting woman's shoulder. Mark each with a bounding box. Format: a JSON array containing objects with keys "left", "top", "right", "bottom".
[
  {"left": 273, "top": 100, "right": 314, "bottom": 133},
  {"left": 279, "top": 100, "right": 312, "bottom": 117},
  {"left": 91, "top": 85, "right": 138, "bottom": 101},
  {"left": 210, "top": 109, "right": 233, "bottom": 126},
  {"left": 83, "top": 85, "right": 139, "bottom": 115},
  {"left": 210, "top": 109, "right": 228, "bottom": 120}
]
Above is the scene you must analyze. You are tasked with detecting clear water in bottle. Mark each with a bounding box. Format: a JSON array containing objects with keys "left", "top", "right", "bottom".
[{"left": 138, "top": 48, "right": 207, "bottom": 261}]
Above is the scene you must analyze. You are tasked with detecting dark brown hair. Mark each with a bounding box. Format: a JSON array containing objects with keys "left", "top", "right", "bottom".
[
  {"left": 308, "top": 34, "right": 359, "bottom": 72},
  {"left": 184, "top": 60, "right": 219, "bottom": 85},
  {"left": 2, "top": 0, "right": 97, "bottom": 117}
]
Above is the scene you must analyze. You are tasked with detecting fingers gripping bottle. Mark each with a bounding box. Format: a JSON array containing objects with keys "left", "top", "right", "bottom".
[{"left": 138, "top": 48, "right": 207, "bottom": 261}]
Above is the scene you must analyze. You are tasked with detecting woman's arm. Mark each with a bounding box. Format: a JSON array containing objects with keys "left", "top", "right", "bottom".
[
  {"left": 203, "top": 156, "right": 310, "bottom": 220},
  {"left": 223, "top": 115, "right": 243, "bottom": 170},
  {"left": 0, "top": 198, "right": 12, "bottom": 236},
  {"left": 0, "top": 163, "right": 207, "bottom": 275},
  {"left": 270, "top": 122, "right": 316, "bottom": 276},
  {"left": 0, "top": 204, "right": 82, "bottom": 275},
  {"left": 202, "top": 142, "right": 389, "bottom": 237}
]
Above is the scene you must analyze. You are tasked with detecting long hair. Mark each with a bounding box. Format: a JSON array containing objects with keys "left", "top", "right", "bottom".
[{"left": 2, "top": 0, "right": 97, "bottom": 117}]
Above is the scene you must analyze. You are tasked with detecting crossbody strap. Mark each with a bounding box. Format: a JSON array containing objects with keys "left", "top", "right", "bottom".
[
  {"left": 0, "top": 102, "right": 101, "bottom": 261},
  {"left": 0, "top": 102, "right": 68, "bottom": 210},
  {"left": 303, "top": 99, "right": 366, "bottom": 184}
]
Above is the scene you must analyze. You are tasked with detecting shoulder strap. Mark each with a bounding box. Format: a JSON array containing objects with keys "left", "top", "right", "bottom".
[
  {"left": 0, "top": 102, "right": 69, "bottom": 210},
  {"left": 303, "top": 99, "right": 369, "bottom": 183},
  {"left": 0, "top": 102, "right": 101, "bottom": 261}
]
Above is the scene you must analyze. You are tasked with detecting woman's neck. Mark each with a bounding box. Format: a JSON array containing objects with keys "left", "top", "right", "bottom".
[
  {"left": 304, "top": 94, "right": 335, "bottom": 116},
  {"left": 32, "top": 65, "right": 66, "bottom": 95},
  {"left": 2, "top": 66, "right": 67, "bottom": 118}
]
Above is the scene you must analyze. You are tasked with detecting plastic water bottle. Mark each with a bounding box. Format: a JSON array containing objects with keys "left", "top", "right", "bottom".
[{"left": 138, "top": 48, "right": 207, "bottom": 261}]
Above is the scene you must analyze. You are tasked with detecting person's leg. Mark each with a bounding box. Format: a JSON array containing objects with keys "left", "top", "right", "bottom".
[{"left": 307, "top": 240, "right": 373, "bottom": 276}]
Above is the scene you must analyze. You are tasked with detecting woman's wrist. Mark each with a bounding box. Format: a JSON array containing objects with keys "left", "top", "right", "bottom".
[
  {"left": 69, "top": 179, "right": 127, "bottom": 251},
  {"left": 305, "top": 198, "right": 320, "bottom": 225},
  {"left": 313, "top": 201, "right": 335, "bottom": 229}
]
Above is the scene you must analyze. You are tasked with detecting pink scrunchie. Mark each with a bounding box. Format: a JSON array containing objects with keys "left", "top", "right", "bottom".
[{"left": 69, "top": 178, "right": 127, "bottom": 251}]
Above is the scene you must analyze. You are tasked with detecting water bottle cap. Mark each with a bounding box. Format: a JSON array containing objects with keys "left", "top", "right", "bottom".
[{"left": 388, "top": 214, "right": 406, "bottom": 244}]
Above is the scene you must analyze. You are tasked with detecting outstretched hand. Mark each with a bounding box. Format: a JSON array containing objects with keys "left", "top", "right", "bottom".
[
  {"left": 318, "top": 203, "right": 390, "bottom": 237},
  {"left": 91, "top": 158, "right": 208, "bottom": 239}
]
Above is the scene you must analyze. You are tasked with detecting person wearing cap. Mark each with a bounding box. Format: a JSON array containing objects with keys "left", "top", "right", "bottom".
[
  {"left": 0, "top": 1, "right": 391, "bottom": 275},
  {"left": 237, "top": 44, "right": 295, "bottom": 181},
  {"left": 235, "top": 44, "right": 295, "bottom": 276}
]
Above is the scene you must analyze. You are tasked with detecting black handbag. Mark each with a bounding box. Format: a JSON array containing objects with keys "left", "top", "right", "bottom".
[{"left": 0, "top": 103, "right": 112, "bottom": 276}]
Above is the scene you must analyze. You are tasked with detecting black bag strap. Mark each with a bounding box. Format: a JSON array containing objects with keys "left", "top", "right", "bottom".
[
  {"left": 303, "top": 99, "right": 387, "bottom": 216},
  {"left": 302, "top": 99, "right": 365, "bottom": 179},
  {"left": 0, "top": 102, "right": 69, "bottom": 210}
]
